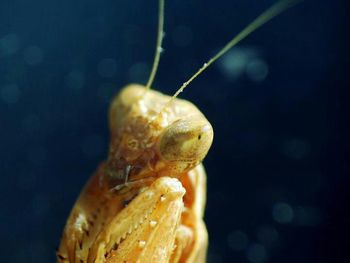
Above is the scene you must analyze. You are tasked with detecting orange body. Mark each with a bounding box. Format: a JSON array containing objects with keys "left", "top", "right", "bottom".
[{"left": 57, "top": 85, "right": 212, "bottom": 262}]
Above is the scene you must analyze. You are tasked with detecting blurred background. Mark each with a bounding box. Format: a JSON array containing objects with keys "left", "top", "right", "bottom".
[{"left": 0, "top": 0, "right": 349, "bottom": 262}]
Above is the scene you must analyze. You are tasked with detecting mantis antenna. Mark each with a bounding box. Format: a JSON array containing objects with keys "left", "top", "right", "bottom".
[
  {"left": 167, "top": 0, "right": 301, "bottom": 103},
  {"left": 145, "top": 0, "right": 165, "bottom": 90}
]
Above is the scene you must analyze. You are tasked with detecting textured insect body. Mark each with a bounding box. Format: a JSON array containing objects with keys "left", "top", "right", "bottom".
[
  {"left": 58, "top": 85, "right": 212, "bottom": 262},
  {"left": 58, "top": 0, "right": 299, "bottom": 261}
]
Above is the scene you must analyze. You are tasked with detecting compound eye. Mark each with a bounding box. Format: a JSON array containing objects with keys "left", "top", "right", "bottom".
[{"left": 158, "top": 117, "right": 213, "bottom": 163}]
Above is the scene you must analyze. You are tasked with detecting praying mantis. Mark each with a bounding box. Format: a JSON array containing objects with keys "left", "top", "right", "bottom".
[{"left": 57, "top": 0, "right": 299, "bottom": 262}]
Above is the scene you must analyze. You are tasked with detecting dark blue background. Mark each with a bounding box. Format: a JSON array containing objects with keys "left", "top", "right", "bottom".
[{"left": 1, "top": 0, "right": 348, "bottom": 262}]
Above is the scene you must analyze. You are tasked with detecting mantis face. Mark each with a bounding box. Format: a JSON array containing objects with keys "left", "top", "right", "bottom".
[{"left": 106, "top": 84, "right": 213, "bottom": 186}]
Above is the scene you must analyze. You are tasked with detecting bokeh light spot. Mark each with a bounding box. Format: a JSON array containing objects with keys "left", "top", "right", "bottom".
[
  {"left": 227, "top": 230, "right": 249, "bottom": 251},
  {"left": 65, "top": 69, "right": 85, "bottom": 90},
  {"left": 0, "top": 33, "right": 19, "bottom": 57},
  {"left": 272, "top": 202, "right": 294, "bottom": 224},
  {"left": 1, "top": 84, "right": 20, "bottom": 104},
  {"left": 24, "top": 46, "right": 44, "bottom": 65},
  {"left": 218, "top": 47, "right": 266, "bottom": 82},
  {"left": 246, "top": 243, "right": 267, "bottom": 263},
  {"left": 246, "top": 59, "right": 269, "bottom": 82}
]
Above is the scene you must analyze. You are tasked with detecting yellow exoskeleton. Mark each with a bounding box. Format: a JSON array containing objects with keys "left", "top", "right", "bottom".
[{"left": 57, "top": 0, "right": 299, "bottom": 262}]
